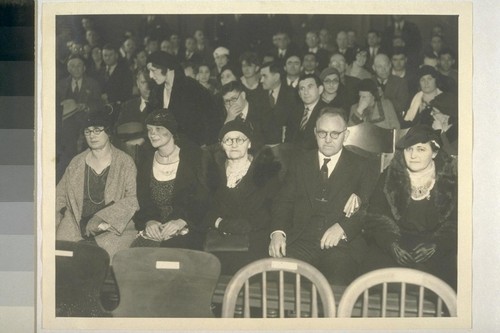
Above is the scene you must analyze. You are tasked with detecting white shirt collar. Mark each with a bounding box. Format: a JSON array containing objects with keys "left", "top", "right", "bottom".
[
  {"left": 304, "top": 99, "right": 320, "bottom": 113},
  {"left": 140, "top": 97, "right": 148, "bottom": 112},
  {"left": 271, "top": 84, "right": 281, "bottom": 100},
  {"left": 240, "top": 101, "right": 249, "bottom": 120},
  {"left": 318, "top": 148, "right": 343, "bottom": 178},
  {"left": 287, "top": 77, "right": 298, "bottom": 87}
]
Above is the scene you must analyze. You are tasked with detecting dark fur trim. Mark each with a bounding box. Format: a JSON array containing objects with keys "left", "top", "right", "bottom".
[
  {"left": 383, "top": 150, "right": 457, "bottom": 233},
  {"left": 252, "top": 147, "right": 282, "bottom": 187},
  {"left": 212, "top": 146, "right": 281, "bottom": 187}
]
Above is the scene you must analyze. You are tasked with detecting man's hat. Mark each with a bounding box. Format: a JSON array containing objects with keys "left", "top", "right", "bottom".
[
  {"left": 213, "top": 46, "right": 230, "bottom": 58},
  {"left": 430, "top": 93, "right": 458, "bottom": 119}
]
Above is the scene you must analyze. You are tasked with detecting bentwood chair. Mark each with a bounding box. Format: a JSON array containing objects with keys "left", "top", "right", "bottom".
[
  {"left": 221, "top": 258, "right": 336, "bottom": 318},
  {"left": 55, "top": 240, "right": 111, "bottom": 317},
  {"left": 337, "top": 268, "right": 457, "bottom": 317},
  {"left": 111, "top": 248, "right": 221, "bottom": 317}
]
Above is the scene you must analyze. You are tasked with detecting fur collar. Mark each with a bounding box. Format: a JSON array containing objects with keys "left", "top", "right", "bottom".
[
  {"left": 213, "top": 146, "right": 281, "bottom": 187},
  {"left": 383, "top": 150, "right": 457, "bottom": 224}
]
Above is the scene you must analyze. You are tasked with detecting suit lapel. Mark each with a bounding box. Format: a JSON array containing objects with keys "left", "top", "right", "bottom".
[
  {"left": 302, "top": 150, "right": 321, "bottom": 205},
  {"left": 325, "top": 149, "right": 353, "bottom": 203}
]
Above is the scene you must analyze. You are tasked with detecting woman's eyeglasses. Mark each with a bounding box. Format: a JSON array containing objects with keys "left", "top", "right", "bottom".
[
  {"left": 84, "top": 127, "right": 105, "bottom": 136},
  {"left": 221, "top": 137, "right": 248, "bottom": 145},
  {"left": 315, "top": 128, "right": 347, "bottom": 139}
]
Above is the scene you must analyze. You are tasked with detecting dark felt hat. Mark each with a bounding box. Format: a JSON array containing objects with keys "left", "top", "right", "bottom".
[
  {"left": 396, "top": 124, "right": 440, "bottom": 149},
  {"left": 145, "top": 109, "right": 178, "bottom": 136},
  {"left": 147, "top": 51, "right": 181, "bottom": 71},
  {"left": 84, "top": 111, "right": 113, "bottom": 129},
  {"left": 430, "top": 93, "right": 458, "bottom": 119},
  {"left": 218, "top": 118, "right": 254, "bottom": 143},
  {"left": 417, "top": 65, "right": 439, "bottom": 80},
  {"left": 319, "top": 67, "right": 340, "bottom": 82},
  {"left": 358, "top": 78, "right": 379, "bottom": 96}
]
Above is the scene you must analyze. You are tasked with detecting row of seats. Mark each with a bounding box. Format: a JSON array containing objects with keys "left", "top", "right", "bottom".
[{"left": 55, "top": 240, "right": 456, "bottom": 318}]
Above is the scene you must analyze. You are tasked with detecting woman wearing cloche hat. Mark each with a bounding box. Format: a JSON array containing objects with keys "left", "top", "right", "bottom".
[
  {"left": 132, "top": 109, "right": 210, "bottom": 249},
  {"left": 362, "top": 124, "right": 457, "bottom": 289}
]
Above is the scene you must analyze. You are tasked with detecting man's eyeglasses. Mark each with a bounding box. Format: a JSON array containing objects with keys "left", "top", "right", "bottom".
[
  {"left": 316, "top": 128, "right": 347, "bottom": 139},
  {"left": 223, "top": 92, "right": 242, "bottom": 106},
  {"left": 84, "top": 127, "right": 105, "bottom": 136},
  {"left": 221, "top": 137, "right": 248, "bottom": 146}
]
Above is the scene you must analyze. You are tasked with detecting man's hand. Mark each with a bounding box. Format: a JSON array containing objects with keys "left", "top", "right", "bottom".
[
  {"left": 412, "top": 242, "right": 437, "bottom": 263},
  {"left": 225, "top": 104, "right": 244, "bottom": 122},
  {"left": 343, "top": 193, "right": 361, "bottom": 218},
  {"left": 144, "top": 220, "right": 163, "bottom": 241},
  {"left": 160, "top": 219, "right": 188, "bottom": 239},
  {"left": 85, "top": 216, "right": 105, "bottom": 237},
  {"left": 269, "top": 233, "right": 286, "bottom": 258},
  {"left": 320, "top": 223, "right": 345, "bottom": 249},
  {"left": 390, "top": 242, "right": 415, "bottom": 266}
]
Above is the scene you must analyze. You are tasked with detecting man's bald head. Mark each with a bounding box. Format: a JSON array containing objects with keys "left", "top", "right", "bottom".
[{"left": 373, "top": 54, "right": 391, "bottom": 80}]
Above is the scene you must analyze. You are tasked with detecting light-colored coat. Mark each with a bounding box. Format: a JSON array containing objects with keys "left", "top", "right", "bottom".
[{"left": 56, "top": 145, "right": 139, "bottom": 258}]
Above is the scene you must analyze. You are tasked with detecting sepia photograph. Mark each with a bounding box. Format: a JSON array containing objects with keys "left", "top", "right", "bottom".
[{"left": 39, "top": 1, "right": 472, "bottom": 330}]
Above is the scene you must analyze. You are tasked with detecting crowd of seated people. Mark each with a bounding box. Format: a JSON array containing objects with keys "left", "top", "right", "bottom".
[{"left": 55, "top": 14, "right": 458, "bottom": 293}]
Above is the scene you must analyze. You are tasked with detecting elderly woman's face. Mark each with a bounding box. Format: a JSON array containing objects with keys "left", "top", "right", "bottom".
[
  {"left": 147, "top": 125, "right": 173, "bottom": 149},
  {"left": 420, "top": 74, "right": 437, "bottom": 94},
  {"left": 84, "top": 126, "right": 109, "bottom": 150},
  {"left": 403, "top": 142, "right": 437, "bottom": 172},
  {"left": 221, "top": 131, "right": 251, "bottom": 160}
]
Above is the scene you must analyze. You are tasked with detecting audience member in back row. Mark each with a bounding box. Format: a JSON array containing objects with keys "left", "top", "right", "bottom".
[
  {"left": 349, "top": 79, "right": 400, "bottom": 129},
  {"left": 285, "top": 74, "right": 328, "bottom": 150},
  {"left": 132, "top": 110, "right": 210, "bottom": 250},
  {"left": 146, "top": 51, "right": 217, "bottom": 145},
  {"left": 269, "top": 108, "right": 378, "bottom": 284},
  {"left": 260, "top": 61, "right": 298, "bottom": 145},
  {"left": 204, "top": 119, "right": 281, "bottom": 274},
  {"left": 404, "top": 65, "right": 457, "bottom": 127},
  {"left": 98, "top": 43, "right": 134, "bottom": 105},
  {"left": 319, "top": 67, "right": 349, "bottom": 113},
  {"left": 362, "top": 125, "right": 457, "bottom": 289},
  {"left": 56, "top": 111, "right": 139, "bottom": 258},
  {"left": 113, "top": 68, "right": 154, "bottom": 160},
  {"left": 371, "top": 53, "right": 410, "bottom": 125}
]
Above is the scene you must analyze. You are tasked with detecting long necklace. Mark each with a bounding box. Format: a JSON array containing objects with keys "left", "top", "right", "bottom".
[{"left": 87, "top": 165, "right": 107, "bottom": 205}]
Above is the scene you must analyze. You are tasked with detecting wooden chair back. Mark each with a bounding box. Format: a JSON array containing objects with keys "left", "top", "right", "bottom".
[
  {"left": 337, "top": 268, "right": 457, "bottom": 317},
  {"left": 111, "top": 248, "right": 221, "bottom": 317},
  {"left": 55, "top": 240, "right": 110, "bottom": 317},
  {"left": 221, "top": 258, "right": 336, "bottom": 318}
]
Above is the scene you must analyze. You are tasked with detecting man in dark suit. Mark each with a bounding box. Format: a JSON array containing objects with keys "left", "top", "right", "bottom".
[
  {"left": 365, "top": 30, "right": 387, "bottom": 71},
  {"left": 99, "top": 43, "right": 134, "bottom": 104},
  {"left": 114, "top": 68, "right": 154, "bottom": 161},
  {"left": 285, "top": 74, "right": 328, "bottom": 150},
  {"left": 220, "top": 81, "right": 265, "bottom": 148},
  {"left": 271, "top": 31, "right": 300, "bottom": 68},
  {"left": 390, "top": 47, "right": 419, "bottom": 96},
  {"left": 372, "top": 53, "right": 410, "bottom": 123},
  {"left": 259, "top": 61, "right": 299, "bottom": 145},
  {"left": 304, "top": 31, "right": 330, "bottom": 71},
  {"left": 269, "top": 107, "right": 377, "bottom": 284},
  {"left": 56, "top": 55, "right": 102, "bottom": 111},
  {"left": 335, "top": 30, "right": 356, "bottom": 65},
  {"left": 383, "top": 15, "right": 422, "bottom": 62}
]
